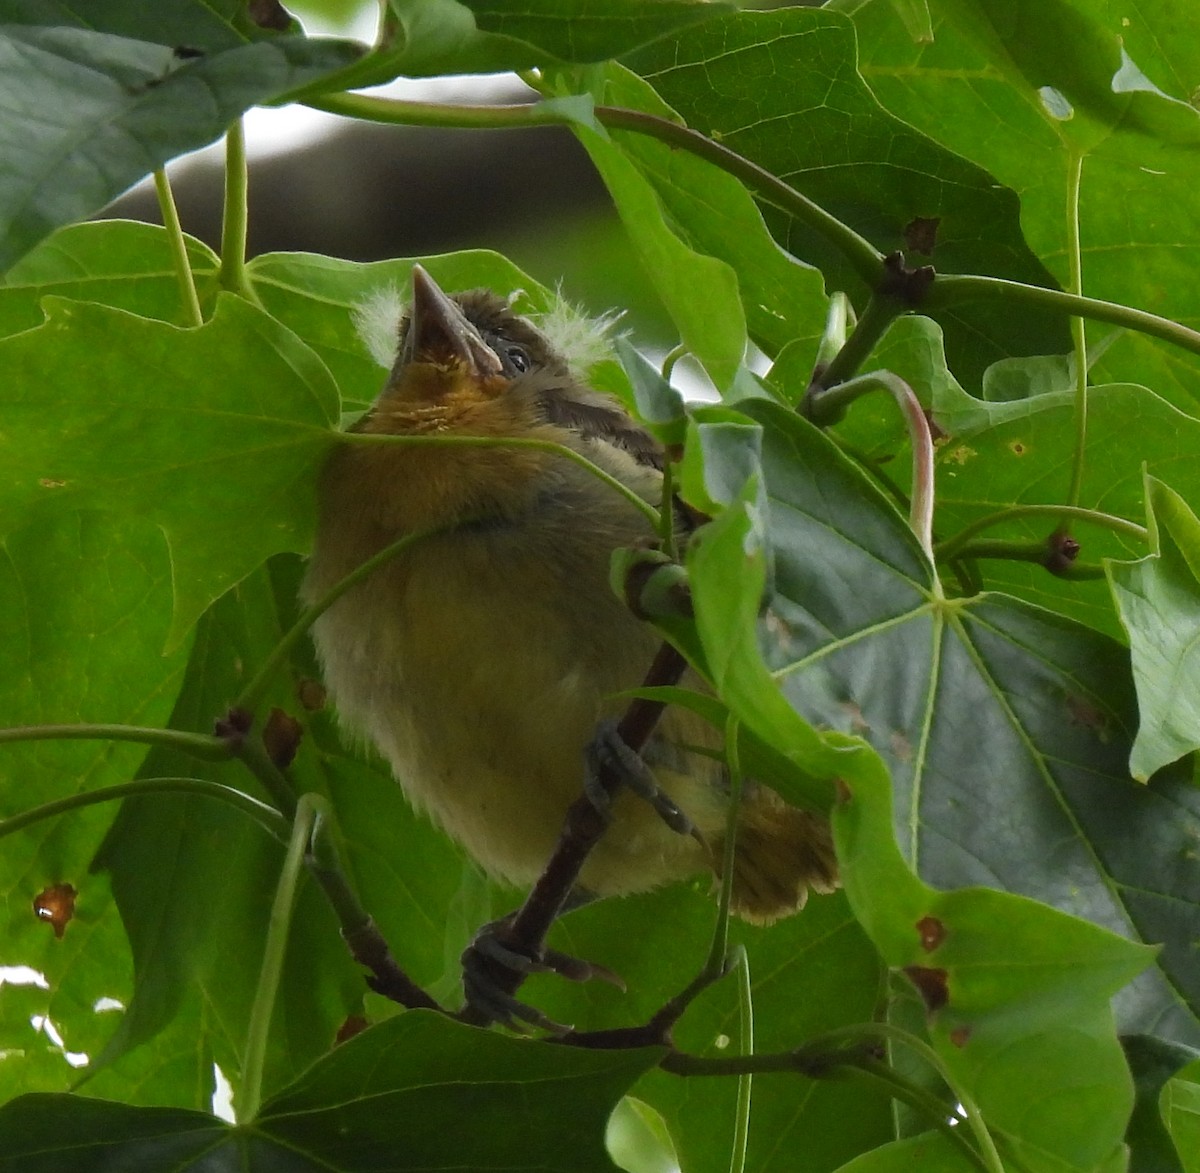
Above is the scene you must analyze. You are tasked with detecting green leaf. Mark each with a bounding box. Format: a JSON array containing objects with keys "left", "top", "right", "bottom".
[
  {"left": 624, "top": 6, "right": 1071, "bottom": 388},
  {"left": 683, "top": 398, "right": 1200, "bottom": 1050},
  {"left": 932, "top": 369, "right": 1200, "bottom": 639},
  {"left": 596, "top": 62, "right": 830, "bottom": 372},
  {"left": 0, "top": 1012, "right": 661, "bottom": 1172},
  {"left": 0, "top": 24, "right": 361, "bottom": 271},
  {"left": 0, "top": 512, "right": 189, "bottom": 1104},
  {"left": 317, "top": 0, "right": 729, "bottom": 87},
  {"left": 1124, "top": 1035, "right": 1200, "bottom": 1173},
  {"left": 689, "top": 477, "right": 1151, "bottom": 1169},
  {"left": 0, "top": 294, "right": 339, "bottom": 644},
  {"left": 851, "top": 0, "right": 1200, "bottom": 410},
  {"left": 1109, "top": 478, "right": 1200, "bottom": 781},
  {"left": 569, "top": 112, "right": 747, "bottom": 389},
  {"left": 0, "top": 220, "right": 220, "bottom": 336},
  {"left": 832, "top": 1131, "right": 974, "bottom": 1172},
  {"left": 1163, "top": 1061, "right": 1200, "bottom": 1173}
]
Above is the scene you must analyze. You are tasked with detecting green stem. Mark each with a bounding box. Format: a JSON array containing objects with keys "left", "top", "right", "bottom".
[
  {"left": 340, "top": 430, "right": 663, "bottom": 530},
  {"left": 0, "top": 777, "right": 287, "bottom": 843},
  {"left": 307, "top": 94, "right": 885, "bottom": 287},
  {"left": 239, "top": 792, "right": 322, "bottom": 1123},
  {"left": 812, "top": 291, "right": 853, "bottom": 376},
  {"left": 1066, "top": 152, "right": 1088, "bottom": 509},
  {"left": 815, "top": 294, "right": 904, "bottom": 389},
  {"left": 935, "top": 504, "right": 1147, "bottom": 562},
  {"left": 929, "top": 273, "right": 1200, "bottom": 361},
  {"left": 218, "top": 120, "right": 257, "bottom": 301},
  {"left": 660, "top": 343, "right": 688, "bottom": 383},
  {"left": 947, "top": 538, "right": 1107, "bottom": 578},
  {"left": 153, "top": 169, "right": 203, "bottom": 328},
  {"left": 0, "top": 723, "right": 229, "bottom": 759},
  {"left": 729, "top": 946, "right": 753, "bottom": 1173},
  {"left": 807, "top": 371, "right": 935, "bottom": 559},
  {"left": 233, "top": 734, "right": 301, "bottom": 820},
  {"left": 707, "top": 714, "right": 743, "bottom": 978}
]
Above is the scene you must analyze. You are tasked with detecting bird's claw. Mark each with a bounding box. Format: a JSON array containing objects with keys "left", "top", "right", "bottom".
[
  {"left": 584, "top": 718, "right": 696, "bottom": 838},
  {"left": 460, "top": 916, "right": 624, "bottom": 1033}
]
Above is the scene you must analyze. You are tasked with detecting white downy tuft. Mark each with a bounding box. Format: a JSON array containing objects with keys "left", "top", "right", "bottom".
[
  {"left": 532, "top": 289, "right": 624, "bottom": 374},
  {"left": 352, "top": 285, "right": 408, "bottom": 368}
]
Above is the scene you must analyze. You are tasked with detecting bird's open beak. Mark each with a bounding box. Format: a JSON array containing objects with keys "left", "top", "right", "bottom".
[{"left": 402, "top": 265, "right": 503, "bottom": 379}]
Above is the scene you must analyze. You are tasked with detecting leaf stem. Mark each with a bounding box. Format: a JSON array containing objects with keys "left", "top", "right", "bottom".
[
  {"left": 1065, "top": 151, "right": 1088, "bottom": 509},
  {"left": 153, "top": 168, "right": 203, "bottom": 328},
  {"left": 0, "top": 777, "right": 287, "bottom": 843},
  {"left": 814, "top": 294, "right": 903, "bottom": 389},
  {"left": 239, "top": 792, "right": 322, "bottom": 1123},
  {"left": 0, "top": 723, "right": 229, "bottom": 759},
  {"left": 943, "top": 538, "right": 1107, "bottom": 578},
  {"left": 729, "top": 945, "right": 753, "bottom": 1173},
  {"left": 928, "top": 273, "right": 1200, "bottom": 360},
  {"left": 935, "top": 504, "right": 1146, "bottom": 561},
  {"left": 807, "top": 371, "right": 935, "bottom": 559},
  {"left": 306, "top": 93, "right": 885, "bottom": 287},
  {"left": 218, "top": 119, "right": 257, "bottom": 301}
]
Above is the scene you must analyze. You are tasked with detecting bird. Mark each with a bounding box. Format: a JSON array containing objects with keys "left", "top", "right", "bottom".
[{"left": 301, "top": 265, "right": 838, "bottom": 939}]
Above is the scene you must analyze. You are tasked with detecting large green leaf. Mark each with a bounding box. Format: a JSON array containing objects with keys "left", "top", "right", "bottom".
[
  {"left": 0, "top": 16, "right": 361, "bottom": 271},
  {"left": 689, "top": 488, "right": 1152, "bottom": 1171},
  {"left": 593, "top": 63, "right": 829, "bottom": 374},
  {"left": 0, "top": 514, "right": 189, "bottom": 1105},
  {"left": 0, "top": 293, "right": 338, "bottom": 643},
  {"left": 851, "top": 0, "right": 1200, "bottom": 409},
  {"left": 623, "top": 7, "right": 1070, "bottom": 388},
  {"left": 681, "top": 398, "right": 1200, "bottom": 1050},
  {"left": 302, "top": 0, "right": 729, "bottom": 89},
  {"left": 0, "top": 1012, "right": 660, "bottom": 1172}
]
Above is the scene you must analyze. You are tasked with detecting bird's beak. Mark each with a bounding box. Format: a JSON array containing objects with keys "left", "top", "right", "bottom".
[{"left": 402, "top": 265, "right": 503, "bottom": 379}]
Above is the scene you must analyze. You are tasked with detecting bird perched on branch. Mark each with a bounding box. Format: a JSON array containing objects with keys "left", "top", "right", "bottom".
[{"left": 302, "top": 265, "right": 837, "bottom": 932}]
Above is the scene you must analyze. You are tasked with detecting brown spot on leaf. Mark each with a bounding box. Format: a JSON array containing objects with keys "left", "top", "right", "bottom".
[
  {"left": 949, "top": 1026, "right": 971, "bottom": 1048},
  {"left": 840, "top": 702, "right": 871, "bottom": 734},
  {"left": 33, "top": 883, "right": 77, "bottom": 938},
  {"left": 834, "top": 777, "right": 852, "bottom": 805},
  {"left": 1009, "top": 440, "right": 1027, "bottom": 456},
  {"left": 1066, "top": 692, "right": 1110, "bottom": 741},
  {"left": 38, "top": 478, "right": 66, "bottom": 488},
  {"left": 890, "top": 730, "right": 914, "bottom": 763},
  {"left": 263, "top": 707, "right": 303, "bottom": 769},
  {"left": 904, "top": 216, "right": 941, "bottom": 256},
  {"left": 296, "top": 678, "right": 327, "bottom": 712},
  {"left": 903, "top": 965, "right": 949, "bottom": 1012},
  {"left": 943, "top": 444, "right": 975, "bottom": 466},
  {"left": 916, "top": 915, "right": 946, "bottom": 952}
]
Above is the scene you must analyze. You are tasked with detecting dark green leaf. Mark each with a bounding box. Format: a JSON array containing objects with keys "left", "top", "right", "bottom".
[
  {"left": 0, "top": 25, "right": 361, "bottom": 270},
  {"left": 624, "top": 7, "right": 1070, "bottom": 388},
  {"left": 0, "top": 1013, "right": 660, "bottom": 1172}
]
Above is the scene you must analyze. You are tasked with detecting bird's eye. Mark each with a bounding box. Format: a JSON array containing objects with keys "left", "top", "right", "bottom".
[{"left": 505, "top": 346, "right": 530, "bottom": 373}]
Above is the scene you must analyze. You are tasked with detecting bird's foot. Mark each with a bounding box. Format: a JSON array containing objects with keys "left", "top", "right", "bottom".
[
  {"left": 584, "top": 718, "right": 696, "bottom": 838},
  {"left": 460, "top": 914, "right": 624, "bottom": 1033}
]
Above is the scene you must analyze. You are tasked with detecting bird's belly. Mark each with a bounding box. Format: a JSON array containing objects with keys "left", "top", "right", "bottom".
[{"left": 311, "top": 529, "right": 716, "bottom": 893}]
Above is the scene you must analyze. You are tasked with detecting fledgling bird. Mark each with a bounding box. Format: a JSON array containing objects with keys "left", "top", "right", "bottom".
[{"left": 302, "top": 265, "right": 837, "bottom": 928}]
